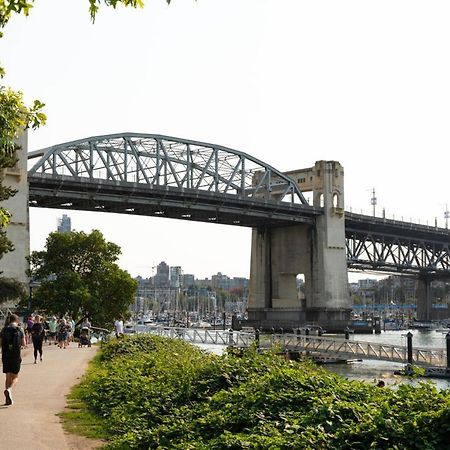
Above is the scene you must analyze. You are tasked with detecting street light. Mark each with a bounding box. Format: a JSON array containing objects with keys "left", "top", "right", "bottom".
[
  {"left": 370, "top": 188, "right": 377, "bottom": 217},
  {"left": 444, "top": 204, "right": 449, "bottom": 229},
  {"left": 28, "top": 280, "right": 40, "bottom": 313}
]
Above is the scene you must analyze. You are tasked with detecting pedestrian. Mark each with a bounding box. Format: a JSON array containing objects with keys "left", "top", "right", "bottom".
[
  {"left": 68, "top": 317, "right": 76, "bottom": 344},
  {"left": 42, "top": 317, "right": 49, "bottom": 344},
  {"left": 0, "top": 314, "right": 26, "bottom": 406},
  {"left": 81, "top": 317, "right": 92, "bottom": 330},
  {"left": 114, "top": 317, "right": 124, "bottom": 338},
  {"left": 25, "top": 315, "right": 34, "bottom": 346},
  {"left": 57, "top": 318, "right": 69, "bottom": 349},
  {"left": 48, "top": 316, "right": 58, "bottom": 345},
  {"left": 31, "top": 315, "right": 45, "bottom": 363}
]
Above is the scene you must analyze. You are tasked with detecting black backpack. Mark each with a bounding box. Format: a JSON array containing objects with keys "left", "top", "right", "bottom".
[
  {"left": 1, "top": 326, "right": 21, "bottom": 357},
  {"left": 31, "top": 323, "right": 44, "bottom": 338}
]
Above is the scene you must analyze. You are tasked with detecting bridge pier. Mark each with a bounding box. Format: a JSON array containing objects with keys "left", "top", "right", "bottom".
[
  {"left": 0, "top": 131, "right": 30, "bottom": 304},
  {"left": 247, "top": 161, "right": 351, "bottom": 332},
  {"left": 416, "top": 276, "right": 433, "bottom": 321}
]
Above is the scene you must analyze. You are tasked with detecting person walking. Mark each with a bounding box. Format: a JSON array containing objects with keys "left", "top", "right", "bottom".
[
  {"left": 31, "top": 315, "right": 45, "bottom": 363},
  {"left": 57, "top": 319, "right": 69, "bottom": 349},
  {"left": 114, "top": 317, "right": 124, "bottom": 338},
  {"left": 81, "top": 317, "right": 91, "bottom": 330},
  {"left": 0, "top": 314, "right": 26, "bottom": 406},
  {"left": 68, "top": 317, "right": 76, "bottom": 345},
  {"left": 25, "top": 315, "right": 34, "bottom": 346},
  {"left": 47, "top": 316, "right": 58, "bottom": 345}
]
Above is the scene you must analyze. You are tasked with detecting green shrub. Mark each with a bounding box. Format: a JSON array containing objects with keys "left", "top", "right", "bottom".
[{"left": 71, "top": 335, "right": 450, "bottom": 449}]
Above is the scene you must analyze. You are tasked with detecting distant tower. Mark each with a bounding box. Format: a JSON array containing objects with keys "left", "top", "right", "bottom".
[{"left": 57, "top": 214, "right": 72, "bottom": 233}]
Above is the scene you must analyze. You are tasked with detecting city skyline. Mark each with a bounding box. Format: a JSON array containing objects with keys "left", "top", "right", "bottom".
[{"left": 4, "top": 1, "right": 450, "bottom": 279}]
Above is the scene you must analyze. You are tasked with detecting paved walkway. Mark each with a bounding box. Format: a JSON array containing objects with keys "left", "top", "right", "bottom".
[{"left": 0, "top": 342, "right": 99, "bottom": 449}]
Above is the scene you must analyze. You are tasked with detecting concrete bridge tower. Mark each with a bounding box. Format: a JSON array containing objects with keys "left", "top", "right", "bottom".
[
  {"left": 247, "top": 160, "right": 351, "bottom": 331},
  {"left": 0, "top": 131, "right": 30, "bottom": 301}
]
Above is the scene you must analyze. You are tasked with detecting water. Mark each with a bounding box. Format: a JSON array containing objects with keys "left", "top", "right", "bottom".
[
  {"left": 197, "top": 329, "right": 450, "bottom": 390},
  {"left": 325, "top": 329, "right": 450, "bottom": 390},
  {"left": 347, "top": 328, "right": 448, "bottom": 348}
]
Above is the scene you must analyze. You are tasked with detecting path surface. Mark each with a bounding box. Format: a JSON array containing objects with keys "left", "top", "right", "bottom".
[{"left": 0, "top": 342, "right": 98, "bottom": 449}]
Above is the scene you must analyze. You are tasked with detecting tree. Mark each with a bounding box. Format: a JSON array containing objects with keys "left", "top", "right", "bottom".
[
  {"left": 0, "top": 277, "right": 27, "bottom": 305},
  {"left": 0, "top": 0, "right": 172, "bottom": 34},
  {"left": 28, "top": 230, "right": 137, "bottom": 327}
]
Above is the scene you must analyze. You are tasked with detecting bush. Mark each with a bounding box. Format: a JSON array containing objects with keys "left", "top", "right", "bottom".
[{"left": 73, "top": 335, "right": 450, "bottom": 449}]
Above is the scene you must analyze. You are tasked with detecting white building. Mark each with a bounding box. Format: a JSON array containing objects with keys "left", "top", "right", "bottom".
[{"left": 170, "top": 266, "right": 183, "bottom": 288}]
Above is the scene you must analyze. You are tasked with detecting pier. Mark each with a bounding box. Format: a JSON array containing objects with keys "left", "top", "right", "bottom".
[{"left": 143, "top": 326, "right": 447, "bottom": 367}]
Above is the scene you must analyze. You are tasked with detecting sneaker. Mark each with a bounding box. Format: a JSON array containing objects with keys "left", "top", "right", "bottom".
[{"left": 4, "top": 389, "right": 12, "bottom": 406}]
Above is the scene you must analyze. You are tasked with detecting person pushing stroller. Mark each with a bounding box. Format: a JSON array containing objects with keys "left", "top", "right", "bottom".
[{"left": 78, "top": 317, "right": 92, "bottom": 348}]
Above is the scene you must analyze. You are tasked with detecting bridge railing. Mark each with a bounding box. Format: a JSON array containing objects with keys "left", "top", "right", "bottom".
[
  {"left": 129, "top": 326, "right": 447, "bottom": 367},
  {"left": 141, "top": 325, "right": 255, "bottom": 348},
  {"left": 346, "top": 208, "right": 450, "bottom": 232},
  {"left": 261, "top": 333, "right": 446, "bottom": 367}
]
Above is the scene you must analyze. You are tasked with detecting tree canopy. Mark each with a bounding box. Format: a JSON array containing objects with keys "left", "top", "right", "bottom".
[
  {"left": 28, "top": 230, "right": 137, "bottom": 327},
  {"left": 0, "top": 0, "right": 172, "bottom": 35}
]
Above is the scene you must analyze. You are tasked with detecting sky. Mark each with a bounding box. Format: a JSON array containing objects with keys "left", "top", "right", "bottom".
[{"left": 2, "top": 0, "right": 450, "bottom": 280}]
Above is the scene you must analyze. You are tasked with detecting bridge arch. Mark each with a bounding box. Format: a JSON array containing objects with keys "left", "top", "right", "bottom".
[{"left": 28, "top": 133, "right": 308, "bottom": 205}]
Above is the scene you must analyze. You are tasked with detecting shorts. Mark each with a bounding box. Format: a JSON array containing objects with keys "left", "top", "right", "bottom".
[
  {"left": 58, "top": 332, "right": 68, "bottom": 342},
  {"left": 2, "top": 358, "right": 21, "bottom": 374},
  {"left": 49, "top": 332, "right": 56, "bottom": 338}
]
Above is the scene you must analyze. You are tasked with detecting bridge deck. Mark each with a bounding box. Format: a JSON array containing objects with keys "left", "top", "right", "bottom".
[{"left": 260, "top": 333, "right": 446, "bottom": 367}]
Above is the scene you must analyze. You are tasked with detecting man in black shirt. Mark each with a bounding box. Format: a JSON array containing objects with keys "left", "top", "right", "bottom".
[{"left": 0, "top": 314, "right": 26, "bottom": 406}]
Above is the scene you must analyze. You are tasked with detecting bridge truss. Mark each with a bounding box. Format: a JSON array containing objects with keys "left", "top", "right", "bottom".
[
  {"left": 28, "top": 133, "right": 319, "bottom": 227},
  {"left": 345, "top": 213, "right": 450, "bottom": 277}
]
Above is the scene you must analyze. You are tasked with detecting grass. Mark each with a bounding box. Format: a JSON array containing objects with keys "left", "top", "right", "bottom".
[{"left": 59, "top": 355, "right": 108, "bottom": 443}]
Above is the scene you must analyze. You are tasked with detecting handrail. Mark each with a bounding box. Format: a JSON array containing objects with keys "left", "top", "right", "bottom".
[{"left": 124, "top": 326, "right": 448, "bottom": 367}]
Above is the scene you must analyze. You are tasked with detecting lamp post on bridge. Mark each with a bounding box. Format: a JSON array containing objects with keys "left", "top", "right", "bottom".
[
  {"left": 370, "top": 188, "right": 377, "bottom": 217},
  {"left": 444, "top": 204, "right": 449, "bottom": 229}
]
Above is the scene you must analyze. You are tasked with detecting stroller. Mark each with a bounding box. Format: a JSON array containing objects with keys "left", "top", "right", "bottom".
[{"left": 78, "top": 327, "right": 92, "bottom": 347}]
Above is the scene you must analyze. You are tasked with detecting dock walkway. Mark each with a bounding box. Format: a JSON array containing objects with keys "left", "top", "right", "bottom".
[{"left": 144, "top": 326, "right": 447, "bottom": 367}]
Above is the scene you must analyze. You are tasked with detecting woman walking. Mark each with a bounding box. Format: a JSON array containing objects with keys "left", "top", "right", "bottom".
[
  {"left": 57, "top": 319, "right": 69, "bottom": 349},
  {"left": 31, "top": 316, "right": 45, "bottom": 363}
]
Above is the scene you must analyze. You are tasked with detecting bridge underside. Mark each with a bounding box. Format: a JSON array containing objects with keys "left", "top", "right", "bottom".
[{"left": 29, "top": 175, "right": 318, "bottom": 228}]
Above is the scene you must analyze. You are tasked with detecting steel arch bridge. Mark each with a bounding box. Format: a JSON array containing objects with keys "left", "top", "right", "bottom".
[
  {"left": 28, "top": 133, "right": 320, "bottom": 228},
  {"left": 27, "top": 132, "right": 450, "bottom": 277}
]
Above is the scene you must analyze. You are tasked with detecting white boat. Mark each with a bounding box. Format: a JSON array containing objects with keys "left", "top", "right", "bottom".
[{"left": 190, "top": 321, "right": 212, "bottom": 329}]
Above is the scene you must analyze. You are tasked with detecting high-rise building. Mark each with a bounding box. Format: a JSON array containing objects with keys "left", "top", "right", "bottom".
[
  {"left": 57, "top": 214, "right": 72, "bottom": 233},
  {"left": 154, "top": 261, "right": 170, "bottom": 287},
  {"left": 170, "top": 266, "right": 183, "bottom": 288}
]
